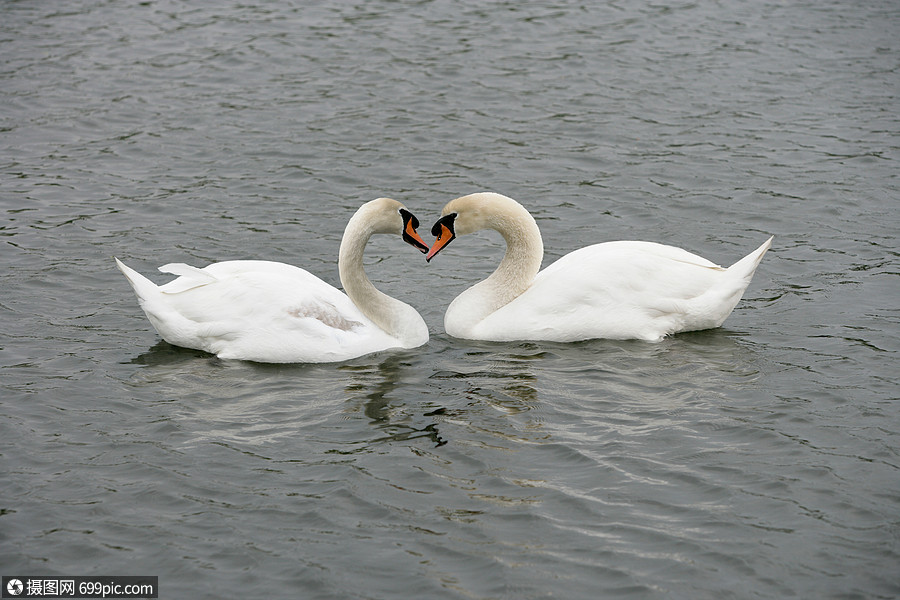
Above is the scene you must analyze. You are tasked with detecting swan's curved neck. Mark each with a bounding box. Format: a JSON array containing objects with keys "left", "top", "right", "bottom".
[
  {"left": 490, "top": 210, "right": 544, "bottom": 301},
  {"left": 338, "top": 214, "right": 423, "bottom": 344},
  {"left": 453, "top": 202, "right": 544, "bottom": 328}
]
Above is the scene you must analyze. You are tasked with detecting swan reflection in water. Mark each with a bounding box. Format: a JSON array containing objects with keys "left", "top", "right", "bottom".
[
  {"left": 340, "top": 354, "right": 447, "bottom": 449},
  {"left": 339, "top": 348, "right": 547, "bottom": 453}
]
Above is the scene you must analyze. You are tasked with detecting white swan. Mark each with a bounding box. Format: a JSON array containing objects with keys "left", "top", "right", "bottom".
[
  {"left": 116, "top": 198, "right": 430, "bottom": 363},
  {"left": 425, "top": 192, "right": 772, "bottom": 342}
]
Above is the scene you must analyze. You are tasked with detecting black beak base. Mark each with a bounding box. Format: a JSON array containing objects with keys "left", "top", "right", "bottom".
[{"left": 400, "top": 209, "right": 429, "bottom": 253}]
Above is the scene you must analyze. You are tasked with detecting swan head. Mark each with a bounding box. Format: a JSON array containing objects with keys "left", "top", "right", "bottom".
[
  {"left": 426, "top": 192, "right": 534, "bottom": 262},
  {"left": 353, "top": 197, "right": 429, "bottom": 253}
]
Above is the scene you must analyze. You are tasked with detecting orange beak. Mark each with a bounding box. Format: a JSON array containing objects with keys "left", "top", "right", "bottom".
[
  {"left": 425, "top": 222, "right": 455, "bottom": 262},
  {"left": 403, "top": 217, "right": 429, "bottom": 254}
]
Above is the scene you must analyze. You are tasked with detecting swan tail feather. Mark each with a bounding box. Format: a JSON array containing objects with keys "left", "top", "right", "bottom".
[
  {"left": 115, "top": 257, "right": 159, "bottom": 304},
  {"left": 726, "top": 236, "right": 773, "bottom": 284}
]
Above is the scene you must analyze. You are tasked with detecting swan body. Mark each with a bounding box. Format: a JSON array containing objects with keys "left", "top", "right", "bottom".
[
  {"left": 426, "top": 192, "right": 772, "bottom": 343},
  {"left": 117, "top": 198, "right": 429, "bottom": 363}
]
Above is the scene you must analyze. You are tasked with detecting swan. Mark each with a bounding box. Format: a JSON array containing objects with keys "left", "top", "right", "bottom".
[
  {"left": 116, "top": 197, "right": 430, "bottom": 363},
  {"left": 425, "top": 192, "right": 772, "bottom": 342}
]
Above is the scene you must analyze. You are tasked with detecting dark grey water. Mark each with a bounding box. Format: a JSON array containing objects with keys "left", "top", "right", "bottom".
[{"left": 2, "top": 1, "right": 898, "bottom": 598}]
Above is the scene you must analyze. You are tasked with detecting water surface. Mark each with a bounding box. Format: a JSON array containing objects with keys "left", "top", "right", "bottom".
[{"left": 2, "top": 1, "right": 898, "bottom": 598}]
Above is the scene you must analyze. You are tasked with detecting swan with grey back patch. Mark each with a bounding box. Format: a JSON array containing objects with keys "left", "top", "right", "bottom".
[{"left": 116, "top": 198, "right": 429, "bottom": 363}]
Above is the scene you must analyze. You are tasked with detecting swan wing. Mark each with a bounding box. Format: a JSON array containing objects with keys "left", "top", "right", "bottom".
[
  {"left": 469, "top": 241, "right": 743, "bottom": 342},
  {"left": 124, "top": 260, "right": 400, "bottom": 362},
  {"left": 158, "top": 262, "right": 218, "bottom": 293}
]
